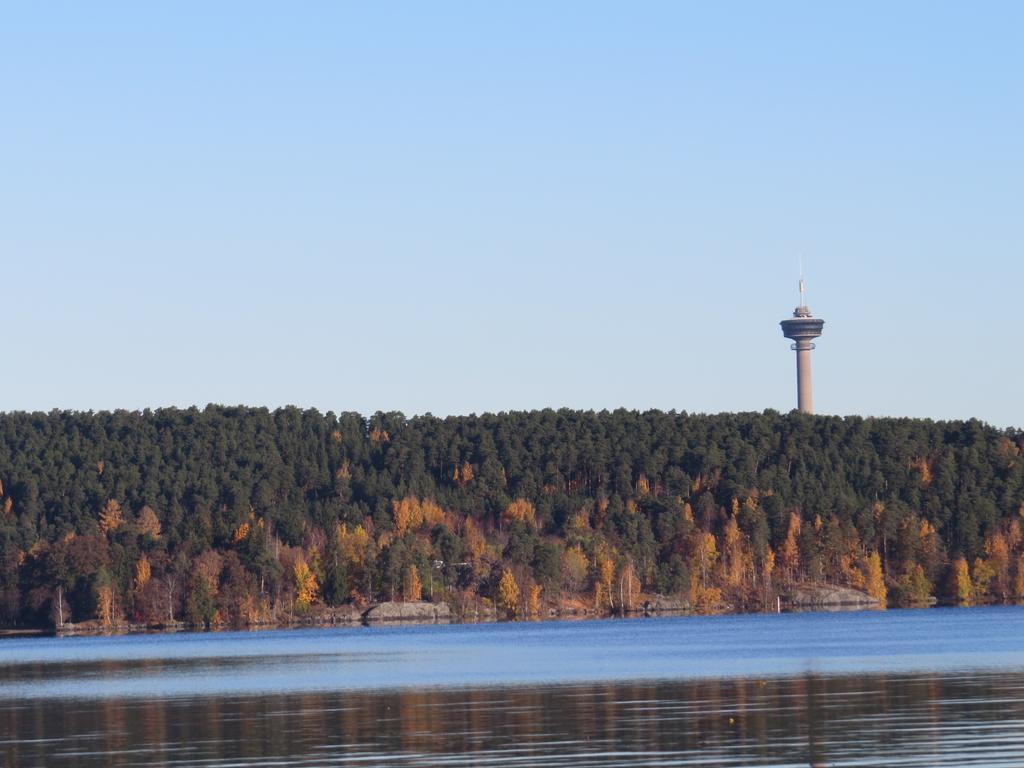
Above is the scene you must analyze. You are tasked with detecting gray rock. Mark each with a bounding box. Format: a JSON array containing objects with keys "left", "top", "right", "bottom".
[
  {"left": 642, "top": 595, "right": 689, "bottom": 614},
  {"left": 298, "top": 606, "right": 364, "bottom": 625},
  {"left": 363, "top": 601, "right": 452, "bottom": 623},
  {"left": 786, "top": 584, "right": 879, "bottom": 608}
]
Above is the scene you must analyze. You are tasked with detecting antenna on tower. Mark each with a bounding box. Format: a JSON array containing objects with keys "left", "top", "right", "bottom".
[{"left": 798, "top": 256, "right": 806, "bottom": 306}]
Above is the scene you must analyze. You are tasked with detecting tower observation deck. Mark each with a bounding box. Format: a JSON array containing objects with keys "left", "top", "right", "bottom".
[{"left": 779, "top": 279, "right": 824, "bottom": 414}]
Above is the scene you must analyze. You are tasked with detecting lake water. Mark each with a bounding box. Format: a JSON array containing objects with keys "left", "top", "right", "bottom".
[{"left": 4, "top": 607, "right": 1024, "bottom": 766}]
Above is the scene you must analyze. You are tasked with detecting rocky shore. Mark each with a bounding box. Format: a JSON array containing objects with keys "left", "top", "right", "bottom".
[{"left": 6, "top": 584, "right": 893, "bottom": 637}]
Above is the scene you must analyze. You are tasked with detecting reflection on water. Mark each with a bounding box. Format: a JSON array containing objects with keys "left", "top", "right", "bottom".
[
  {"left": 5, "top": 608, "right": 1024, "bottom": 699},
  {"left": 5, "top": 673, "right": 1024, "bottom": 767},
  {"left": 6, "top": 608, "right": 1024, "bottom": 766}
]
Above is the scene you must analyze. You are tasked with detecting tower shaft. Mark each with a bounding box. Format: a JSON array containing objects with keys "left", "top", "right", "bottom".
[{"left": 794, "top": 340, "right": 814, "bottom": 413}]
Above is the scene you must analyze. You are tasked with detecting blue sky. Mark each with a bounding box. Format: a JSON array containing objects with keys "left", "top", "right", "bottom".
[{"left": 2, "top": 3, "right": 1021, "bottom": 425}]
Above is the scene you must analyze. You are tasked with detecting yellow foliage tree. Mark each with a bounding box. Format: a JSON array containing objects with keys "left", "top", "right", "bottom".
[
  {"left": 232, "top": 521, "right": 251, "bottom": 544},
  {"left": 864, "top": 551, "right": 887, "bottom": 606},
  {"left": 972, "top": 557, "right": 995, "bottom": 600},
  {"left": 722, "top": 517, "right": 745, "bottom": 588},
  {"left": 898, "top": 563, "right": 932, "bottom": 604},
  {"left": 454, "top": 460, "right": 474, "bottom": 485},
  {"left": 568, "top": 508, "right": 591, "bottom": 535},
  {"left": 392, "top": 496, "right": 446, "bottom": 535},
  {"left": 463, "top": 518, "right": 487, "bottom": 561},
  {"left": 528, "top": 583, "right": 542, "bottom": 617},
  {"left": 497, "top": 569, "right": 520, "bottom": 618},
  {"left": 761, "top": 546, "right": 776, "bottom": 607},
  {"left": 985, "top": 532, "right": 1011, "bottom": 598},
  {"left": 339, "top": 524, "right": 371, "bottom": 568},
  {"left": 502, "top": 499, "right": 536, "bottom": 529},
  {"left": 404, "top": 564, "right": 423, "bottom": 602},
  {"left": 99, "top": 499, "right": 125, "bottom": 535},
  {"left": 136, "top": 505, "right": 162, "bottom": 538},
  {"left": 779, "top": 513, "right": 801, "bottom": 583},
  {"left": 420, "top": 499, "right": 446, "bottom": 527},
  {"left": 682, "top": 502, "right": 694, "bottom": 525},
  {"left": 1015, "top": 554, "right": 1024, "bottom": 599},
  {"left": 909, "top": 456, "right": 933, "bottom": 487},
  {"left": 294, "top": 559, "right": 319, "bottom": 609},
  {"left": 134, "top": 554, "right": 151, "bottom": 594},
  {"left": 840, "top": 553, "right": 865, "bottom": 589},
  {"left": 692, "top": 531, "right": 719, "bottom": 590},
  {"left": 563, "top": 546, "right": 589, "bottom": 593},
  {"left": 392, "top": 496, "right": 423, "bottom": 536},
  {"left": 688, "top": 533, "right": 722, "bottom": 612},
  {"left": 595, "top": 550, "right": 616, "bottom": 612},
  {"left": 691, "top": 584, "right": 723, "bottom": 614},
  {"left": 953, "top": 557, "right": 973, "bottom": 603}
]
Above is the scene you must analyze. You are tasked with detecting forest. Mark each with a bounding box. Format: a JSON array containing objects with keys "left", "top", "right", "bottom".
[{"left": 0, "top": 406, "right": 1021, "bottom": 629}]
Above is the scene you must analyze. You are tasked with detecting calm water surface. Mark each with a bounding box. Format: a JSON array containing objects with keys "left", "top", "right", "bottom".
[{"left": 4, "top": 607, "right": 1024, "bottom": 766}]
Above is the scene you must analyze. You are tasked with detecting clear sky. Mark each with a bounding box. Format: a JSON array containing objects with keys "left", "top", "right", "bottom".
[{"left": 2, "top": 3, "right": 1021, "bottom": 426}]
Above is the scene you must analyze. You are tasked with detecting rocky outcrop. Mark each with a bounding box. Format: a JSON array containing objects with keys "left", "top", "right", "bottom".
[
  {"left": 786, "top": 584, "right": 879, "bottom": 609},
  {"left": 640, "top": 596, "right": 689, "bottom": 615},
  {"left": 363, "top": 601, "right": 452, "bottom": 623},
  {"left": 293, "top": 606, "right": 364, "bottom": 626}
]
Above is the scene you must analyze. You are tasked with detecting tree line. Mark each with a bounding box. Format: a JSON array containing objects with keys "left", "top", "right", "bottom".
[{"left": 0, "top": 406, "right": 1021, "bottom": 628}]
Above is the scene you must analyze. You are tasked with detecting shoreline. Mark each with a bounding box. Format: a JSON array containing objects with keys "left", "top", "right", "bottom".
[{"left": 4, "top": 603, "right": 954, "bottom": 641}]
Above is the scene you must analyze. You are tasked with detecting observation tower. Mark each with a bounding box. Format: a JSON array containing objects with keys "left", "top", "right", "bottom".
[{"left": 780, "top": 278, "right": 825, "bottom": 414}]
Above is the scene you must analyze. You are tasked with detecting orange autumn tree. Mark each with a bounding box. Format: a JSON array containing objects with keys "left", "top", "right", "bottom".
[
  {"left": 99, "top": 499, "right": 125, "bottom": 535},
  {"left": 528, "top": 583, "right": 543, "bottom": 617},
  {"left": 404, "top": 564, "right": 423, "bottom": 602},
  {"left": 393, "top": 496, "right": 446, "bottom": 536},
  {"left": 502, "top": 499, "right": 536, "bottom": 529},
  {"left": 392, "top": 496, "right": 423, "bottom": 536},
  {"left": 135, "top": 505, "right": 162, "bottom": 538},
  {"left": 462, "top": 518, "right": 487, "bottom": 562},
  {"left": 134, "top": 554, "right": 151, "bottom": 594}
]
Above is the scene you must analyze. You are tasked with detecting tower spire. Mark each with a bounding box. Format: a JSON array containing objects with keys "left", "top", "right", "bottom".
[{"left": 798, "top": 256, "right": 805, "bottom": 307}]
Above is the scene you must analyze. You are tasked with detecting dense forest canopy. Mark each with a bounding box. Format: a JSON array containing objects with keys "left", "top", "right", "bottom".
[{"left": 0, "top": 406, "right": 1021, "bottom": 627}]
